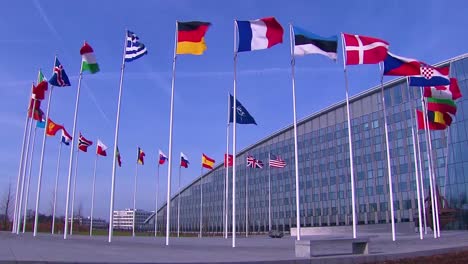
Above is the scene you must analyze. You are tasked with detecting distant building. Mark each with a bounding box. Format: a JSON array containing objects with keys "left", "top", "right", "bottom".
[
  {"left": 113, "top": 209, "right": 153, "bottom": 231},
  {"left": 82, "top": 217, "right": 108, "bottom": 229}
]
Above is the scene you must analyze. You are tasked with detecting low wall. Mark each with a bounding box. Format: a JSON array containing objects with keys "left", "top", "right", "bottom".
[{"left": 290, "top": 222, "right": 417, "bottom": 236}]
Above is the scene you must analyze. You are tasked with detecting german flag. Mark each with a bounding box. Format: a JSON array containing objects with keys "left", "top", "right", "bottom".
[
  {"left": 177, "top": 21, "right": 211, "bottom": 55},
  {"left": 201, "top": 153, "right": 215, "bottom": 170}
]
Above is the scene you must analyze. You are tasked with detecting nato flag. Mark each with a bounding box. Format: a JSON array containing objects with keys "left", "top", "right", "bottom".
[{"left": 229, "top": 94, "right": 257, "bottom": 125}]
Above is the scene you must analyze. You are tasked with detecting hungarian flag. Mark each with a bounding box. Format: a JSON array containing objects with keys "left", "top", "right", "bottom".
[
  {"left": 177, "top": 21, "right": 211, "bottom": 55},
  {"left": 116, "top": 146, "right": 122, "bottom": 167},
  {"left": 46, "top": 118, "right": 64, "bottom": 136},
  {"left": 342, "top": 33, "right": 389, "bottom": 65},
  {"left": 78, "top": 133, "right": 93, "bottom": 152},
  {"left": 202, "top": 153, "right": 215, "bottom": 170},
  {"left": 416, "top": 110, "right": 448, "bottom": 130},
  {"left": 180, "top": 152, "right": 189, "bottom": 168},
  {"left": 81, "top": 42, "right": 100, "bottom": 74},
  {"left": 159, "top": 150, "right": 168, "bottom": 165},
  {"left": 96, "top": 139, "right": 108, "bottom": 156},
  {"left": 224, "top": 154, "right": 233, "bottom": 167},
  {"left": 424, "top": 78, "right": 462, "bottom": 100},
  {"left": 137, "top": 147, "right": 145, "bottom": 165}
]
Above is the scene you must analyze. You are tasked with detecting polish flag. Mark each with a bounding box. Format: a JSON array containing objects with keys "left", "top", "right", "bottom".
[{"left": 96, "top": 139, "right": 108, "bottom": 156}]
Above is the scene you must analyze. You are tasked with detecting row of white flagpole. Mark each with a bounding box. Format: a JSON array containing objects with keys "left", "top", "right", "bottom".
[{"left": 11, "top": 23, "right": 449, "bottom": 246}]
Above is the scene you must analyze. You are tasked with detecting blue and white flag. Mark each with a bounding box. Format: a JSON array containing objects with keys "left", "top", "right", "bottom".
[
  {"left": 61, "top": 129, "right": 72, "bottom": 146},
  {"left": 125, "top": 30, "right": 148, "bottom": 62},
  {"left": 229, "top": 94, "right": 257, "bottom": 125}
]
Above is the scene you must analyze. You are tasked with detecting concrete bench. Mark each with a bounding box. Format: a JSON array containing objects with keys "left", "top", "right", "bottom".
[{"left": 295, "top": 237, "right": 370, "bottom": 257}]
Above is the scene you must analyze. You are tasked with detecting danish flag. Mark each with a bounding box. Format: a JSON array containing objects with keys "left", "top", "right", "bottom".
[{"left": 342, "top": 33, "right": 389, "bottom": 65}]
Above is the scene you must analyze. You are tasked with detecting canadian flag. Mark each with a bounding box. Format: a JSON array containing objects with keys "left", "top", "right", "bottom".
[
  {"left": 343, "top": 33, "right": 389, "bottom": 65},
  {"left": 96, "top": 139, "right": 108, "bottom": 156}
]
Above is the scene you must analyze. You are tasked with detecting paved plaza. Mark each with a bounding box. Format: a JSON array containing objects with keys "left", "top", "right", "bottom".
[{"left": 1, "top": 230, "right": 468, "bottom": 263}]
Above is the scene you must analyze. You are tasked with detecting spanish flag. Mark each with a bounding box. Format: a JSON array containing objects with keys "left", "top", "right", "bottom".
[
  {"left": 202, "top": 153, "right": 215, "bottom": 170},
  {"left": 46, "top": 118, "right": 64, "bottom": 136},
  {"left": 177, "top": 21, "right": 211, "bottom": 55}
]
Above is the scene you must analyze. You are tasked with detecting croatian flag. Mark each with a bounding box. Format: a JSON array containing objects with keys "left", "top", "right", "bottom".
[
  {"left": 159, "top": 150, "right": 168, "bottom": 165},
  {"left": 236, "top": 17, "right": 284, "bottom": 52},
  {"left": 409, "top": 66, "right": 450, "bottom": 87},
  {"left": 61, "top": 129, "right": 72, "bottom": 146},
  {"left": 180, "top": 152, "right": 189, "bottom": 168},
  {"left": 383, "top": 52, "right": 421, "bottom": 76}
]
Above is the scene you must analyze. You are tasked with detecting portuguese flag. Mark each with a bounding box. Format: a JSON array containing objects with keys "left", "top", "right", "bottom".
[
  {"left": 80, "top": 42, "right": 100, "bottom": 74},
  {"left": 177, "top": 21, "right": 211, "bottom": 55}
]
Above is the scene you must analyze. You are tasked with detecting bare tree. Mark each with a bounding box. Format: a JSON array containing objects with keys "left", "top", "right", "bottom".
[{"left": 0, "top": 182, "right": 14, "bottom": 230}]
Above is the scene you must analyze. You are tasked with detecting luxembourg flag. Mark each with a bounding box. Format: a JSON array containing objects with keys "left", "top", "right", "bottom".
[
  {"left": 236, "top": 17, "right": 284, "bottom": 52},
  {"left": 159, "top": 150, "right": 168, "bottom": 165}
]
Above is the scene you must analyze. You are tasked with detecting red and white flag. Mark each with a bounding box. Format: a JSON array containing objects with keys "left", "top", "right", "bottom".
[
  {"left": 224, "top": 154, "right": 233, "bottom": 168},
  {"left": 78, "top": 133, "right": 93, "bottom": 152},
  {"left": 96, "top": 139, "right": 108, "bottom": 156},
  {"left": 342, "top": 33, "right": 389, "bottom": 65}
]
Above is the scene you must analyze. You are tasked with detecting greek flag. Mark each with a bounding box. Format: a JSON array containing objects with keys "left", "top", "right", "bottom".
[{"left": 125, "top": 30, "right": 148, "bottom": 62}]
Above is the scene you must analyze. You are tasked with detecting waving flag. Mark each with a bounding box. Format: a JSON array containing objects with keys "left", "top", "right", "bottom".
[
  {"left": 137, "top": 147, "right": 145, "bottom": 165},
  {"left": 49, "top": 57, "right": 71, "bottom": 87},
  {"left": 36, "top": 118, "right": 46, "bottom": 129},
  {"left": 32, "top": 81, "right": 48, "bottom": 100},
  {"left": 237, "top": 17, "right": 283, "bottom": 52},
  {"left": 293, "top": 26, "right": 337, "bottom": 59},
  {"left": 159, "top": 150, "right": 168, "bottom": 165},
  {"left": 81, "top": 42, "right": 100, "bottom": 74},
  {"left": 96, "top": 139, "right": 108, "bottom": 156},
  {"left": 246, "top": 156, "right": 263, "bottom": 168},
  {"left": 342, "top": 33, "right": 389, "bottom": 65},
  {"left": 229, "top": 94, "right": 257, "bottom": 125},
  {"left": 78, "top": 133, "right": 93, "bottom": 152},
  {"left": 28, "top": 99, "right": 44, "bottom": 121},
  {"left": 46, "top": 118, "right": 64, "bottom": 136},
  {"left": 224, "top": 154, "right": 233, "bottom": 168},
  {"left": 116, "top": 146, "right": 122, "bottom": 167},
  {"left": 409, "top": 66, "right": 450, "bottom": 86},
  {"left": 424, "top": 78, "right": 462, "bottom": 100},
  {"left": 125, "top": 30, "right": 148, "bottom": 62},
  {"left": 269, "top": 155, "right": 286, "bottom": 168},
  {"left": 180, "top": 152, "right": 189, "bottom": 168},
  {"left": 202, "top": 153, "right": 215, "bottom": 170},
  {"left": 383, "top": 52, "right": 421, "bottom": 76},
  {"left": 427, "top": 97, "right": 457, "bottom": 115},
  {"left": 417, "top": 110, "right": 448, "bottom": 130},
  {"left": 177, "top": 21, "right": 211, "bottom": 55},
  {"left": 61, "top": 129, "right": 72, "bottom": 145}
]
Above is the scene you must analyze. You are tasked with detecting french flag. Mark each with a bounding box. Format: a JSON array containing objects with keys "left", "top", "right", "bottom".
[
  {"left": 383, "top": 52, "right": 421, "bottom": 76},
  {"left": 159, "top": 150, "right": 167, "bottom": 165},
  {"left": 237, "top": 17, "right": 284, "bottom": 52}
]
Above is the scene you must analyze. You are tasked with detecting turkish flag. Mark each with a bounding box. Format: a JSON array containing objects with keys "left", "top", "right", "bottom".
[
  {"left": 224, "top": 154, "right": 233, "bottom": 167},
  {"left": 343, "top": 33, "right": 389, "bottom": 65}
]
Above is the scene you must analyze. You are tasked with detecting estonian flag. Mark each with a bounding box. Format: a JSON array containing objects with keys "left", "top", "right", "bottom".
[{"left": 293, "top": 26, "right": 338, "bottom": 60}]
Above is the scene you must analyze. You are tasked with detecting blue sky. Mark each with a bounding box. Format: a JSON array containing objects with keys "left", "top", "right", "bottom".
[{"left": 1, "top": 0, "right": 467, "bottom": 220}]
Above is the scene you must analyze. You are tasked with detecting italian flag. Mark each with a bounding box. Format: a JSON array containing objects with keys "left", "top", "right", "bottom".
[{"left": 80, "top": 42, "right": 100, "bottom": 74}]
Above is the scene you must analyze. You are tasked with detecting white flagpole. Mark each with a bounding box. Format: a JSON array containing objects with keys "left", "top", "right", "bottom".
[
  {"left": 340, "top": 33, "right": 357, "bottom": 239},
  {"left": 407, "top": 79, "right": 423, "bottom": 239},
  {"left": 199, "top": 167, "right": 203, "bottom": 238},
  {"left": 415, "top": 114, "right": 427, "bottom": 234},
  {"left": 268, "top": 153, "right": 271, "bottom": 232},
  {"left": 379, "top": 64, "right": 396, "bottom": 241},
  {"left": 155, "top": 164, "right": 160, "bottom": 237},
  {"left": 443, "top": 129, "right": 450, "bottom": 205},
  {"left": 420, "top": 93, "right": 437, "bottom": 238},
  {"left": 426, "top": 120, "right": 441, "bottom": 237},
  {"left": 289, "top": 24, "right": 301, "bottom": 240},
  {"left": 232, "top": 19, "right": 238, "bottom": 248},
  {"left": 133, "top": 160, "right": 138, "bottom": 237},
  {"left": 245, "top": 161, "right": 248, "bottom": 237},
  {"left": 64, "top": 57, "right": 84, "bottom": 239},
  {"left": 70, "top": 150, "right": 79, "bottom": 235},
  {"left": 33, "top": 84, "right": 54, "bottom": 237},
  {"left": 108, "top": 30, "right": 128, "bottom": 243},
  {"left": 23, "top": 125, "right": 38, "bottom": 233},
  {"left": 90, "top": 153, "right": 98, "bottom": 236},
  {"left": 225, "top": 92, "right": 230, "bottom": 239},
  {"left": 177, "top": 165, "right": 181, "bottom": 237},
  {"left": 51, "top": 140, "right": 62, "bottom": 234},
  {"left": 165, "top": 21, "right": 178, "bottom": 246},
  {"left": 16, "top": 101, "right": 35, "bottom": 233},
  {"left": 12, "top": 85, "right": 35, "bottom": 233}
]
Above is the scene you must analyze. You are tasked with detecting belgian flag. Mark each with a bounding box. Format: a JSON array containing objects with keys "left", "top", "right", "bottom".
[{"left": 177, "top": 21, "right": 211, "bottom": 55}]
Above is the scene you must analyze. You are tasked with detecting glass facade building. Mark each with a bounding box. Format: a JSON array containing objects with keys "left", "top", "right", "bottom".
[{"left": 154, "top": 54, "right": 468, "bottom": 234}]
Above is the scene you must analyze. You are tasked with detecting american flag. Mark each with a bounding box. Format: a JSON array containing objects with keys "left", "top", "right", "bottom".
[
  {"left": 269, "top": 155, "right": 286, "bottom": 168},
  {"left": 246, "top": 156, "right": 263, "bottom": 168}
]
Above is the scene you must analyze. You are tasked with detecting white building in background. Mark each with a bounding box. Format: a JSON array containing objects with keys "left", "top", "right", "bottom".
[{"left": 113, "top": 209, "right": 153, "bottom": 230}]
